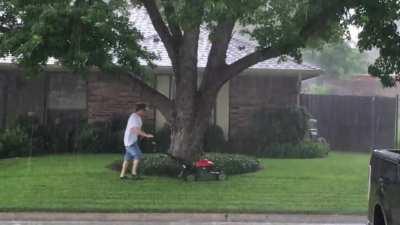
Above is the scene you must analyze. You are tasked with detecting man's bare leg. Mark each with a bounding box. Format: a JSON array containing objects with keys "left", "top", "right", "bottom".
[
  {"left": 120, "top": 160, "right": 129, "bottom": 178},
  {"left": 132, "top": 159, "right": 140, "bottom": 176}
]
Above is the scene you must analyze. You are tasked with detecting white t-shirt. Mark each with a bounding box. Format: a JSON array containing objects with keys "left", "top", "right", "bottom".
[{"left": 123, "top": 113, "right": 143, "bottom": 147}]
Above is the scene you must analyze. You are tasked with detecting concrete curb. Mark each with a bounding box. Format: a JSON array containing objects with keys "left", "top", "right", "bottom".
[{"left": 0, "top": 213, "right": 367, "bottom": 223}]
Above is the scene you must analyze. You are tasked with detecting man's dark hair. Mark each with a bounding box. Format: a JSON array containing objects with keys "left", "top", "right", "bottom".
[{"left": 136, "top": 103, "right": 147, "bottom": 112}]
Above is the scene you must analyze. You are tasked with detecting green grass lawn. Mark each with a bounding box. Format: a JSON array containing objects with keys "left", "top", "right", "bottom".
[{"left": 0, "top": 152, "right": 370, "bottom": 214}]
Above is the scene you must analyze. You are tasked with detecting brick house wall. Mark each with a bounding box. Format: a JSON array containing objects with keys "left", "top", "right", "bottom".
[
  {"left": 1, "top": 65, "right": 303, "bottom": 144},
  {"left": 47, "top": 71, "right": 87, "bottom": 127},
  {"left": 87, "top": 72, "right": 155, "bottom": 125},
  {"left": 228, "top": 74, "right": 301, "bottom": 151},
  {"left": 0, "top": 68, "right": 155, "bottom": 129}
]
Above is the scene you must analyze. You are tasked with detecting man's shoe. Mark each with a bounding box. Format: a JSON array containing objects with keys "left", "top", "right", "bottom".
[{"left": 120, "top": 176, "right": 128, "bottom": 180}]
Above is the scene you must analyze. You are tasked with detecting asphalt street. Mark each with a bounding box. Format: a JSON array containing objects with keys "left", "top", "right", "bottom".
[{"left": 0, "top": 222, "right": 365, "bottom": 225}]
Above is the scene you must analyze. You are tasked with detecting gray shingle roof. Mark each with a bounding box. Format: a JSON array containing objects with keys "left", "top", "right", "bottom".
[{"left": 131, "top": 7, "right": 320, "bottom": 71}]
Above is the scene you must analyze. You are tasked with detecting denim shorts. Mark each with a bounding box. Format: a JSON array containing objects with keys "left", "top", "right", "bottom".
[{"left": 124, "top": 142, "right": 143, "bottom": 161}]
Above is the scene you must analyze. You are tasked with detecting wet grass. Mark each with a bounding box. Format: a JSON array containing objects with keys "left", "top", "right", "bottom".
[{"left": 0, "top": 152, "right": 370, "bottom": 214}]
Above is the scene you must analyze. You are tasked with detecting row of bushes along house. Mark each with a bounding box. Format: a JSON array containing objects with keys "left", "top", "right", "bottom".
[{"left": 0, "top": 106, "right": 329, "bottom": 159}]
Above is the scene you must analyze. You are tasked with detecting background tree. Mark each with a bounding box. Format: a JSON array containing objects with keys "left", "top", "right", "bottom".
[
  {"left": 302, "top": 41, "right": 373, "bottom": 78},
  {"left": 1, "top": 0, "right": 400, "bottom": 161}
]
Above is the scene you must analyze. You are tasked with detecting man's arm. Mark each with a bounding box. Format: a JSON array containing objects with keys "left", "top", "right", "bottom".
[{"left": 131, "top": 127, "right": 154, "bottom": 138}]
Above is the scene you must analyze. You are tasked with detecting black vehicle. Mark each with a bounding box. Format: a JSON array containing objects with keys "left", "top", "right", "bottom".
[{"left": 368, "top": 149, "right": 400, "bottom": 225}]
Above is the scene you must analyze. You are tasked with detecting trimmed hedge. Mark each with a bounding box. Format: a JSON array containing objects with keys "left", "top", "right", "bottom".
[
  {"left": 257, "top": 141, "right": 330, "bottom": 158},
  {"left": 206, "top": 153, "right": 261, "bottom": 174},
  {"left": 110, "top": 153, "right": 261, "bottom": 176}
]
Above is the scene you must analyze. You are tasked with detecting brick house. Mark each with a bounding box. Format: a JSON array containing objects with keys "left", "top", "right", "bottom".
[{"left": 0, "top": 9, "right": 321, "bottom": 143}]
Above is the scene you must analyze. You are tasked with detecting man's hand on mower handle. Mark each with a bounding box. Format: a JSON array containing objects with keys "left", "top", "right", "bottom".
[
  {"left": 145, "top": 134, "right": 154, "bottom": 138},
  {"left": 131, "top": 127, "right": 154, "bottom": 139}
]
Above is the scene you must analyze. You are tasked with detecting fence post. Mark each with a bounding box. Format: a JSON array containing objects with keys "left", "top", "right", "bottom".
[
  {"left": 371, "top": 96, "right": 376, "bottom": 150},
  {"left": 395, "top": 95, "right": 399, "bottom": 149}
]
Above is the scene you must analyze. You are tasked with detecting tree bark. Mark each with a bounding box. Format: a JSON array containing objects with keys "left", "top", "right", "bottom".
[
  {"left": 167, "top": 24, "right": 205, "bottom": 161},
  {"left": 169, "top": 92, "right": 216, "bottom": 162}
]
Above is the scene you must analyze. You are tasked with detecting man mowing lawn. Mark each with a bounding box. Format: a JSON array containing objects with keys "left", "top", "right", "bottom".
[{"left": 120, "top": 103, "right": 154, "bottom": 180}]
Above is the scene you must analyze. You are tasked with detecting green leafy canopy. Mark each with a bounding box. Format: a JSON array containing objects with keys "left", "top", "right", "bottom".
[
  {"left": 1, "top": 0, "right": 400, "bottom": 86},
  {"left": 0, "top": 0, "right": 154, "bottom": 76}
]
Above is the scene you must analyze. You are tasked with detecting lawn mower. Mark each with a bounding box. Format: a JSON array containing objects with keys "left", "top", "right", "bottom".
[{"left": 166, "top": 153, "right": 226, "bottom": 182}]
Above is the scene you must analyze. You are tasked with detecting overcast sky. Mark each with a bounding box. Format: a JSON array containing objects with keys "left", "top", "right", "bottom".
[{"left": 349, "top": 25, "right": 362, "bottom": 47}]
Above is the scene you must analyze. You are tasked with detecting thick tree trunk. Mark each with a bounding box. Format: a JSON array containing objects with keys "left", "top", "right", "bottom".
[
  {"left": 168, "top": 91, "right": 216, "bottom": 162},
  {"left": 169, "top": 120, "right": 208, "bottom": 162}
]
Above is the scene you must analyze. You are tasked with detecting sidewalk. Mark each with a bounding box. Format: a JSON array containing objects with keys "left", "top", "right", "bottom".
[{"left": 0, "top": 213, "right": 367, "bottom": 224}]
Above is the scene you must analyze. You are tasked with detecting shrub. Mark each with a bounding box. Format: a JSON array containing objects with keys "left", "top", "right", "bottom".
[
  {"left": 93, "top": 125, "right": 124, "bottom": 153},
  {"left": 46, "top": 122, "right": 75, "bottom": 153},
  {"left": 94, "top": 116, "right": 126, "bottom": 153},
  {"left": 74, "top": 116, "right": 155, "bottom": 153},
  {"left": 204, "top": 125, "right": 227, "bottom": 152},
  {"left": 9, "top": 114, "right": 128, "bottom": 154},
  {"left": 154, "top": 124, "right": 171, "bottom": 152},
  {"left": 250, "top": 106, "right": 310, "bottom": 152},
  {"left": 109, "top": 153, "right": 261, "bottom": 176},
  {"left": 74, "top": 115, "right": 131, "bottom": 153},
  {"left": 0, "top": 141, "right": 4, "bottom": 158},
  {"left": 74, "top": 121, "right": 122, "bottom": 153},
  {"left": 205, "top": 153, "right": 260, "bottom": 174},
  {"left": 139, "top": 154, "right": 181, "bottom": 176},
  {"left": 257, "top": 140, "right": 330, "bottom": 158},
  {"left": 0, "top": 126, "right": 32, "bottom": 158},
  {"left": 139, "top": 122, "right": 157, "bottom": 153},
  {"left": 75, "top": 123, "right": 99, "bottom": 153},
  {"left": 13, "top": 115, "right": 52, "bottom": 154}
]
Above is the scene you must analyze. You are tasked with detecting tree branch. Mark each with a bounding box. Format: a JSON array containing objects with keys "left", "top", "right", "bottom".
[
  {"left": 140, "top": 0, "right": 177, "bottom": 63},
  {"left": 126, "top": 72, "right": 173, "bottom": 122},
  {"left": 199, "top": 19, "right": 235, "bottom": 93},
  {"left": 174, "top": 0, "right": 203, "bottom": 84},
  {"left": 163, "top": 2, "right": 183, "bottom": 40},
  {"left": 207, "top": 19, "right": 235, "bottom": 67},
  {"left": 215, "top": 48, "right": 280, "bottom": 88},
  {"left": 212, "top": 2, "right": 347, "bottom": 90}
]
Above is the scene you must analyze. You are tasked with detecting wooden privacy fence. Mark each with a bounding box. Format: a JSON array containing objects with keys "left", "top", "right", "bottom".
[{"left": 301, "top": 94, "right": 397, "bottom": 152}]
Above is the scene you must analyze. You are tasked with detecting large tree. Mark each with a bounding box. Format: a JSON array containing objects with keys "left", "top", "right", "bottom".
[{"left": 1, "top": 0, "right": 400, "bottom": 161}]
